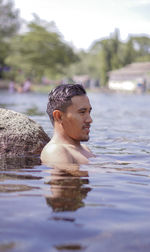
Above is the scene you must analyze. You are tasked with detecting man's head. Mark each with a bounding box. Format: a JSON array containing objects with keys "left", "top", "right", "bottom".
[
  {"left": 47, "top": 84, "right": 86, "bottom": 125},
  {"left": 47, "top": 84, "right": 92, "bottom": 142}
]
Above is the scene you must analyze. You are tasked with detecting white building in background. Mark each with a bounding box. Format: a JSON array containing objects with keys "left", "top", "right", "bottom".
[
  {"left": 108, "top": 62, "right": 150, "bottom": 92},
  {"left": 109, "top": 80, "right": 136, "bottom": 91}
]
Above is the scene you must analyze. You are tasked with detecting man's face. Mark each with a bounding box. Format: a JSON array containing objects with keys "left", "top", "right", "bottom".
[{"left": 61, "top": 95, "right": 92, "bottom": 142}]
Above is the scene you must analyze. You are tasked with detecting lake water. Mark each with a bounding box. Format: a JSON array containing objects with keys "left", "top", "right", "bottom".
[{"left": 0, "top": 90, "right": 150, "bottom": 252}]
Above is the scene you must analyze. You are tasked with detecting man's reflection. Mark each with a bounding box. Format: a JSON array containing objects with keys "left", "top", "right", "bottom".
[{"left": 45, "top": 167, "right": 91, "bottom": 212}]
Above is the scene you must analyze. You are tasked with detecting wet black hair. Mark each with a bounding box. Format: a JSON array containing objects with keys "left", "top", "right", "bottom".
[{"left": 47, "top": 84, "right": 86, "bottom": 125}]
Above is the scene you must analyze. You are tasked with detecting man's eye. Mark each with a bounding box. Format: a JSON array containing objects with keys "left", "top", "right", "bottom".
[{"left": 80, "top": 111, "right": 85, "bottom": 114}]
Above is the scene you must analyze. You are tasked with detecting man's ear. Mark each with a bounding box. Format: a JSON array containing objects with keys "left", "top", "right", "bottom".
[{"left": 53, "top": 110, "right": 63, "bottom": 123}]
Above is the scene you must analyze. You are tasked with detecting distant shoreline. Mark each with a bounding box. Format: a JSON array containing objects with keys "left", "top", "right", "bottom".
[{"left": 0, "top": 80, "right": 149, "bottom": 94}]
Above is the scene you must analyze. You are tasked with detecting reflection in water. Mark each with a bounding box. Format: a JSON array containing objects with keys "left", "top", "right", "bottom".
[
  {"left": 55, "top": 244, "right": 86, "bottom": 251},
  {"left": 25, "top": 106, "right": 45, "bottom": 116},
  {"left": 0, "top": 184, "right": 37, "bottom": 193},
  {"left": 0, "top": 156, "right": 41, "bottom": 193},
  {"left": 0, "top": 242, "right": 16, "bottom": 251},
  {"left": 45, "top": 168, "right": 91, "bottom": 212},
  {"left": 0, "top": 155, "right": 41, "bottom": 170}
]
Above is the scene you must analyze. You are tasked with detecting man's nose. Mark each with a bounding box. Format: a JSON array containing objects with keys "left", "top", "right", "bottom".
[{"left": 86, "top": 113, "right": 93, "bottom": 123}]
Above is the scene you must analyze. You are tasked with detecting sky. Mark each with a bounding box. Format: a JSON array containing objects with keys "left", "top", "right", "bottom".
[{"left": 14, "top": 0, "right": 150, "bottom": 50}]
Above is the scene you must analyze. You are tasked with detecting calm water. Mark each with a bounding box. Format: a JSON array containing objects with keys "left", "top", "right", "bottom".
[{"left": 0, "top": 90, "right": 150, "bottom": 252}]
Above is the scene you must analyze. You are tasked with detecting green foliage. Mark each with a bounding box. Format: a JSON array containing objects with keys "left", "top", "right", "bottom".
[
  {"left": 65, "top": 49, "right": 101, "bottom": 80},
  {"left": 0, "top": 3, "right": 150, "bottom": 87},
  {"left": 118, "top": 39, "right": 135, "bottom": 66},
  {"left": 6, "top": 16, "right": 79, "bottom": 82},
  {"left": 0, "top": 0, "right": 21, "bottom": 37},
  {"left": 0, "top": 0, "right": 21, "bottom": 78},
  {"left": 0, "top": 40, "right": 9, "bottom": 65},
  {"left": 80, "top": 30, "right": 150, "bottom": 86},
  {"left": 131, "top": 36, "right": 150, "bottom": 55}
]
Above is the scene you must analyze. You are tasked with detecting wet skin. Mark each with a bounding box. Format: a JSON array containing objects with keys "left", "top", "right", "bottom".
[{"left": 41, "top": 95, "right": 95, "bottom": 166}]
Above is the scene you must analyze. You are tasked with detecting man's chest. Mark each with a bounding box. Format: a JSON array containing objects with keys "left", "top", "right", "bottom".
[{"left": 70, "top": 148, "right": 92, "bottom": 164}]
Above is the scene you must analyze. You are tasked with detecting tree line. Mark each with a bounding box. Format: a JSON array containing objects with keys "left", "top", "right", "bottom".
[
  {"left": 1, "top": 0, "right": 150, "bottom": 85},
  {"left": 70, "top": 29, "right": 150, "bottom": 85}
]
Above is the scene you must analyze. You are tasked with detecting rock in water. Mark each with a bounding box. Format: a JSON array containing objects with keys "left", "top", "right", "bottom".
[{"left": 0, "top": 108, "right": 50, "bottom": 157}]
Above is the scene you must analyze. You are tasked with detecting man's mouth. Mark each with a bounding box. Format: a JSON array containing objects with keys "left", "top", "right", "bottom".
[
  {"left": 83, "top": 125, "right": 90, "bottom": 129},
  {"left": 83, "top": 125, "right": 90, "bottom": 133}
]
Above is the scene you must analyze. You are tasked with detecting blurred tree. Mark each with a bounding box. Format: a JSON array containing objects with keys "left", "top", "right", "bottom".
[
  {"left": 118, "top": 38, "right": 136, "bottom": 66},
  {"left": 130, "top": 36, "right": 150, "bottom": 62},
  {"left": 91, "top": 30, "right": 121, "bottom": 85},
  {"left": 6, "top": 16, "right": 79, "bottom": 82},
  {"left": 98, "top": 39, "right": 111, "bottom": 85},
  {"left": 131, "top": 36, "right": 150, "bottom": 55},
  {"left": 88, "top": 30, "right": 150, "bottom": 86},
  {"left": 0, "top": 0, "right": 20, "bottom": 37},
  {"left": 0, "top": 0, "right": 21, "bottom": 78},
  {"left": 66, "top": 50, "right": 98, "bottom": 78},
  {"left": 110, "top": 29, "right": 121, "bottom": 70}
]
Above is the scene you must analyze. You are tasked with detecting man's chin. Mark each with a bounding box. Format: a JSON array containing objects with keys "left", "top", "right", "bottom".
[{"left": 80, "top": 136, "right": 89, "bottom": 142}]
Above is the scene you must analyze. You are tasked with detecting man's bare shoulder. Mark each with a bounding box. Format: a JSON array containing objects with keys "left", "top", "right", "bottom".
[
  {"left": 41, "top": 142, "right": 74, "bottom": 164},
  {"left": 81, "top": 144, "right": 95, "bottom": 157}
]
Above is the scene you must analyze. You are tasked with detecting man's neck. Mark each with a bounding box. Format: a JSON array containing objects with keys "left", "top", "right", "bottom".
[{"left": 52, "top": 130, "right": 81, "bottom": 147}]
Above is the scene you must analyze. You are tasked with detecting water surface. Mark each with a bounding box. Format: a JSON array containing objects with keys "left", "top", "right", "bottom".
[{"left": 0, "top": 90, "right": 150, "bottom": 252}]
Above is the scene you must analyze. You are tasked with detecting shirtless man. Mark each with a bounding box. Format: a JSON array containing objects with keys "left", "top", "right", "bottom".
[{"left": 41, "top": 84, "right": 94, "bottom": 167}]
